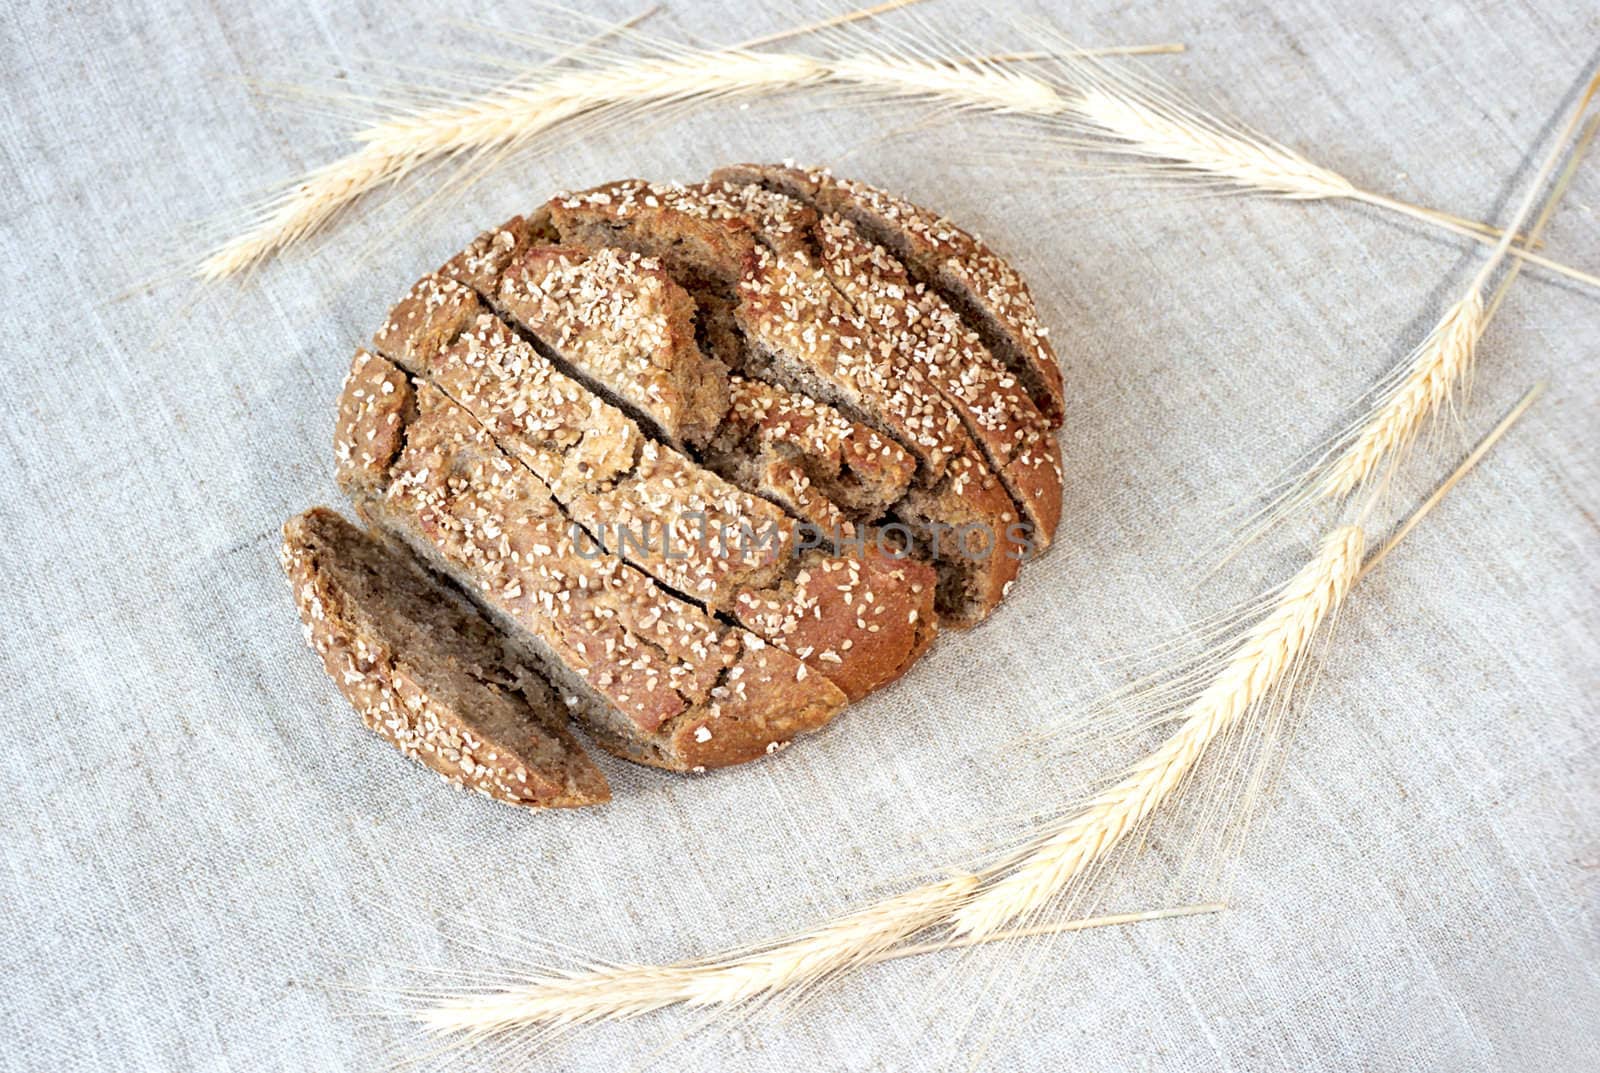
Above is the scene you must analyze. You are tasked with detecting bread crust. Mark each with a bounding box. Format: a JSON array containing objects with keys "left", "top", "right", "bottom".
[
  {"left": 811, "top": 213, "right": 1063, "bottom": 551},
  {"left": 281, "top": 507, "right": 611, "bottom": 807},
  {"left": 739, "top": 245, "right": 1021, "bottom": 625},
  {"left": 491, "top": 241, "right": 730, "bottom": 449},
  {"left": 547, "top": 177, "right": 1028, "bottom": 625}
]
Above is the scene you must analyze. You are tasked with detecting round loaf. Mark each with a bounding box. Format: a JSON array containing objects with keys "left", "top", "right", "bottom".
[{"left": 291, "top": 164, "right": 1066, "bottom": 803}]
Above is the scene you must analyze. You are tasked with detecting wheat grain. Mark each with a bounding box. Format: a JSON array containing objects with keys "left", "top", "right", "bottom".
[
  {"left": 202, "top": 27, "right": 1585, "bottom": 282},
  {"left": 196, "top": 51, "right": 828, "bottom": 280},
  {"left": 1067, "top": 84, "right": 1357, "bottom": 201},
  {"left": 948, "top": 525, "right": 1366, "bottom": 938},
  {"left": 1316, "top": 292, "right": 1486, "bottom": 501}
]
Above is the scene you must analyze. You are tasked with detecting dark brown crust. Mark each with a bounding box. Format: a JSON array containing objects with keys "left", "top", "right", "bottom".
[
  {"left": 335, "top": 356, "right": 847, "bottom": 771},
  {"left": 334, "top": 349, "right": 413, "bottom": 490},
  {"left": 712, "top": 163, "right": 1067, "bottom": 428},
  {"left": 280, "top": 507, "right": 611, "bottom": 808}
]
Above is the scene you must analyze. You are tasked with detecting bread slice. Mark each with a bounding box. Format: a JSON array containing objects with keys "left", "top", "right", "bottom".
[
  {"left": 712, "top": 163, "right": 1067, "bottom": 428},
  {"left": 371, "top": 274, "right": 936, "bottom": 700},
  {"left": 280, "top": 506, "right": 610, "bottom": 808},
  {"left": 335, "top": 348, "right": 848, "bottom": 768}
]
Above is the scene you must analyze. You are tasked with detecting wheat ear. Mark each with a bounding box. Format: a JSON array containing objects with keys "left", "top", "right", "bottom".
[
  {"left": 1314, "top": 293, "right": 1487, "bottom": 501},
  {"left": 948, "top": 525, "right": 1365, "bottom": 938},
  {"left": 196, "top": 50, "right": 828, "bottom": 280},
  {"left": 1015, "top": 39, "right": 1600, "bottom": 290},
  {"left": 413, "top": 872, "right": 978, "bottom": 1036},
  {"left": 405, "top": 387, "right": 1542, "bottom": 1046},
  {"left": 1305, "top": 69, "right": 1599, "bottom": 506}
]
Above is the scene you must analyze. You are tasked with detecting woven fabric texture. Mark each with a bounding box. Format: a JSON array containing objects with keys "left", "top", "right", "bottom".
[{"left": 2, "top": 1, "right": 1596, "bottom": 1069}]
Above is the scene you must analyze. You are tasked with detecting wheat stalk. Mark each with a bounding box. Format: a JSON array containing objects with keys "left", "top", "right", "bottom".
[
  {"left": 949, "top": 524, "right": 1365, "bottom": 937},
  {"left": 405, "top": 383, "right": 1541, "bottom": 1045},
  {"left": 1314, "top": 292, "right": 1487, "bottom": 501},
  {"left": 1216, "top": 108, "right": 1594, "bottom": 566},
  {"left": 198, "top": 43, "right": 1092, "bottom": 280},
  {"left": 196, "top": 50, "right": 828, "bottom": 280}
]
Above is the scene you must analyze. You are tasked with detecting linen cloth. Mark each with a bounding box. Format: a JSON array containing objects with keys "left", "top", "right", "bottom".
[{"left": 2, "top": 1, "right": 1596, "bottom": 1069}]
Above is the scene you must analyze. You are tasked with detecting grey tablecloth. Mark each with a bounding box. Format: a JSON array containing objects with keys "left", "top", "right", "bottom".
[{"left": 2, "top": 1, "right": 1597, "bottom": 1069}]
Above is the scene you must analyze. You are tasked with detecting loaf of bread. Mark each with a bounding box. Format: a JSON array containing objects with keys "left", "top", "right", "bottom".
[{"left": 284, "top": 164, "right": 1065, "bottom": 806}]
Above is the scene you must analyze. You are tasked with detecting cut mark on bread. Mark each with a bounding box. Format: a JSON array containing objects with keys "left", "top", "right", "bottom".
[
  {"left": 544, "top": 179, "right": 1027, "bottom": 626},
  {"left": 368, "top": 277, "right": 936, "bottom": 702},
  {"left": 698, "top": 178, "right": 1061, "bottom": 553}
]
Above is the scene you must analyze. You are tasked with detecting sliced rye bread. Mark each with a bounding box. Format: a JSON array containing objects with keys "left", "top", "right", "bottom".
[
  {"left": 280, "top": 506, "right": 610, "bottom": 808},
  {"left": 737, "top": 244, "right": 1023, "bottom": 624},
  {"left": 370, "top": 273, "right": 936, "bottom": 700},
  {"left": 711, "top": 163, "right": 1067, "bottom": 429},
  {"left": 693, "top": 174, "right": 1061, "bottom": 552},
  {"left": 545, "top": 179, "right": 1024, "bottom": 624},
  {"left": 807, "top": 213, "right": 1063, "bottom": 552},
  {"left": 335, "top": 350, "right": 846, "bottom": 769}
]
